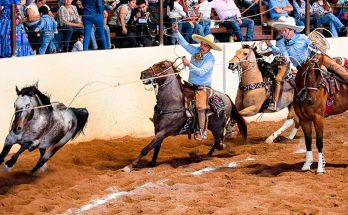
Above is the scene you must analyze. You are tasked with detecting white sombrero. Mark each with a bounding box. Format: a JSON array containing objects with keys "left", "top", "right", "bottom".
[
  {"left": 191, "top": 34, "right": 222, "bottom": 51},
  {"left": 272, "top": 16, "right": 305, "bottom": 32}
]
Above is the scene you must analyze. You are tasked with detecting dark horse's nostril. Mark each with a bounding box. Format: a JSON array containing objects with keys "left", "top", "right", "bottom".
[{"left": 228, "top": 63, "right": 234, "bottom": 70}]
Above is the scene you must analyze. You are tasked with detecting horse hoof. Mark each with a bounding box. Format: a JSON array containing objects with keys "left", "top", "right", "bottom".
[
  {"left": 39, "top": 164, "right": 48, "bottom": 173},
  {"left": 148, "top": 162, "right": 157, "bottom": 168},
  {"left": 265, "top": 135, "right": 275, "bottom": 144},
  {"left": 2, "top": 164, "right": 12, "bottom": 173},
  {"left": 122, "top": 165, "right": 132, "bottom": 173},
  {"left": 301, "top": 163, "right": 312, "bottom": 171},
  {"left": 316, "top": 168, "right": 325, "bottom": 175},
  {"left": 217, "top": 143, "right": 226, "bottom": 150}
]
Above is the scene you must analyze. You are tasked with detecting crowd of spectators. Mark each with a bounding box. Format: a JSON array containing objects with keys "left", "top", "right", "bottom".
[{"left": 1, "top": 0, "right": 348, "bottom": 57}]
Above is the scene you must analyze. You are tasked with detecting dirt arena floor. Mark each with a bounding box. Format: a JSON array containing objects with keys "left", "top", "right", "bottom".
[{"left": 0, "top": 113, "right": 347, "bottom": 215}]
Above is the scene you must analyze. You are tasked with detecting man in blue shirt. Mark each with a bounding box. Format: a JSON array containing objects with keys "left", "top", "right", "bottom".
[
  {"left": 270, "top": 17, "right": 348, "bottom": 110},
  {"left": 172, "top": 23, "right": 222, "bottom": 140},
  {"left": 269, "top": 0, "right": 304, "bottom": 26}
]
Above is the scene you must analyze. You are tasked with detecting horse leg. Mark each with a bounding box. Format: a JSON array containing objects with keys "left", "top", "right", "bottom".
[
  {"left": 265, "top": 118, "right": 294, "bottom": 143},
  {"left": 300, "top": 120, "right": 313, "bottom": 171},
  {"left": 314, "top": 116, "right": 325, "bottom": 174},
  {"left": 239, "top": 105, "right": 259, "bottom": 117},
  {"left": 207, "top": 123, "right": 225, "bottom": 156},
  {"left": 122, "top": 131, "right": 165, "bottom": 173},
  {"left": 4, "top": 142, "right": 31, "bottom": 172},
  {"left": 287, "top": 116, "right": 300, "bottom": 140},
  {"left": 30, "top": 129, "right": 74, "bottom": 174},
  {"left": 0, "top": 134, "right": 18, "bottom": 165},
  {"left": 148, "top": 144, "right": 162, "bottom": 167}
]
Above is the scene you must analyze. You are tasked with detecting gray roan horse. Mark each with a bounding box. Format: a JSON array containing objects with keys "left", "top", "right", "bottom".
[
  {"left": 122, "top": 60, "right": 247, "bottom": 172},
  {"left": 0, "top": 83, "right": 89, "bottom": 174}
]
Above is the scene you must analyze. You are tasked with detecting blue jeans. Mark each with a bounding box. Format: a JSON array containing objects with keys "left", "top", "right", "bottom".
[
  {"left": 104, "top": 24, "right": 111, "bottom": 49},
  {"left": 83, "top": 13, "right": 107, "bottom": 50},
  {"left": 223, "top": 18, "right": 254, "bottom": 41},
  {"left": 320, "top": 13, "right": 344, "bottom": 37},
  {"left": 199, "top": 20, "right": 211, "bottom": 36},
  {"left": 38, "top": 31, "right": 56, "bottom": 55},
  {"left": 59, "top": 26, "right": 97, "bottom": 51}
]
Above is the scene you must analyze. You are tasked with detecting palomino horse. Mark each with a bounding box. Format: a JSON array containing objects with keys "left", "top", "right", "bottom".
[
  {"left": 228, "top": 44, "right": 300, "bottom": 143},
  {"left": 122, "top": 60, "right": 247, "bottom": 172},
  {"left": 294, "top": 55, "right": 348, "bottom": 174},
  {"left": 0, "top": 83, "right": 89, "bottom": 174}
]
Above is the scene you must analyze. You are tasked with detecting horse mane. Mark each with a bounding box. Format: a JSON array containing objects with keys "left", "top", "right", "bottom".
[
  {"left": 242, "top": 44, "right": 263, "bottom": 59},
  {"left": 18, "top": 85, "right": 53, "bottom": 111}
]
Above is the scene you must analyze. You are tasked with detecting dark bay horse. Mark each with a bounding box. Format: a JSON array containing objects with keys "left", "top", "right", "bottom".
[
  {"left": 228, "top": 44, "right": 300, "bottom": 143},
  {"left": 0, "top": 83, "right": 89, "bottom": 174},
  {"left": 122, "top": 60, "right": 247, "bottom": 172},
  {"left": 294, "top": 55, "right": 348, "bottom": 174}
]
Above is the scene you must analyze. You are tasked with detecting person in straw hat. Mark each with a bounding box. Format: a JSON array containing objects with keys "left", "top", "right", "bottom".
[
  {"left": 268, "top": 16, "right": 348, "bottom": 110},
  {"left": 172, "top": 23, "right": 222, "bottom": 140}
]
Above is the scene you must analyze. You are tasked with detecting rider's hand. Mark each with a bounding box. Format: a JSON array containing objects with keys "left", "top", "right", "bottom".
[
  {"left": 172, "top": 23, "right": 179, "bottom": 33},
  {"left": 122, "top": 26, "right": 128, "bottom": 34},
  {"left": 265, "top": 40, "right": 271, "bottom": 47},
  {"left": 183, "top": 57, "right": 190, "bottom": 67},
  {"left": 237, "top": 18, "right": 242, "bottom": 26}
]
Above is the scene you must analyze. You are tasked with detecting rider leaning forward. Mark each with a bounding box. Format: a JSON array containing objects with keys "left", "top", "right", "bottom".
[
  {"left": 266, "top": 16, "right": 348, "bottom": 110},
  {"left": 171, "top": 23, "right": 222, "bottom": 141}
]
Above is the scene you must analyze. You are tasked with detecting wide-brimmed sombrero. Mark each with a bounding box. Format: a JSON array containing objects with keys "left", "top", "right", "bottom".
[
  {"left": 191, "top": 34, "right": 222, "bottom": 51},
  {"left": 272, "top": 16, "right": 305, "bottom": 32}
]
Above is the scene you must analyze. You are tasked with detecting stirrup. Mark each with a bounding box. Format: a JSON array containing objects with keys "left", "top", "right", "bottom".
[
  {"left": 268, "top": 101, "right": 277, "bottom": 111},
  {"left": 194, "top": 129, "right": 207, "bottom": 141}
]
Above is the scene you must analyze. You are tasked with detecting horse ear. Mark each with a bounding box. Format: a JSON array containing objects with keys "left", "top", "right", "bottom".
[
  {"left": 34, "top": 81, "right": 39, "bottom": 89},
  {"left": 250, "top": 42, "right": 256, "bottom": 49},
  {"left": 16, "top": 86, "right": 20, "bottom": 95}
]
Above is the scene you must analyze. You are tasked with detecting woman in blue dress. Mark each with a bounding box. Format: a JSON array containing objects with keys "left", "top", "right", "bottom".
[{"left": 0, "top": 0, "right": 33, "bottom": 57}]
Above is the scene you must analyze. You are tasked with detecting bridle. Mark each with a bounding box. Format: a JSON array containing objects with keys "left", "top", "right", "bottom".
[{"left": 232, "top": 48, "right": 258, "bottom": 78}]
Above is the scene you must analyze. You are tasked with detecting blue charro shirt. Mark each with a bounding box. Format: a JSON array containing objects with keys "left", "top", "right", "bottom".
[
  {"left": 37, "top": 15, "right": 58, "bottom": 32},
  {"left": 174, "top": 31, "right": 215, "bottom": 87},
  {"left": 277, "top": 33, "right": 313, "bottom": 67},
  {"left": 82, "top": 0, "right": 104, "bottom": 16},
  {"left": 269, "top": 0, "right": 291, "bottom": 19}
]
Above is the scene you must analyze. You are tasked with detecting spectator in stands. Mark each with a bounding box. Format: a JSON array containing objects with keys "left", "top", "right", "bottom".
[
  {"left": 108, "top": 0, "right": 137, "bottom": 47},
  {"left": 167, "top": 0, "right": 186, "bottom": 44},
  {"left": 337, "top": 0, "right": 348, "bottom": 26},
  {"left": 180, "top": 0, "right": 204, "bottom": 43},
  {"left": 312, "top": 0, "right": 346, "bottom": 37},
  {"left": 58, "top": 0, "right": 97, "bottom": 51},
  {"left": 268, "top": 0, "right": 304, "bottom": 26},
  {"left": 147, "top": 0, "right": 159, "bottom": 26},
  {"left": 72, "top": 33, "right": 84, "bottom": 51},
  {"left": 293, "top": 0, "right": 320, "bottom": 29},
  {"left": 34, "top": 6, "right": 58, "bottom": 54},
  {"left": 103, "top": 10, "right": 112, "bottom": 49},
  {"left": 240, "top": 0, "right": 260, "bottom": 23},
  {"left": 210, "top": 0, "right": 255, "bottom": 41},
  {"left": 81, "top": 0, "right": 108, "bottom": 50},
  {"left": 25, "top": 0, "right": 40, "bottom": 31},
  {"left": 0, "top": 0, "right": 33, "bottom": 57},
  {"left": 128, "top": 0, "right": 158, "bottom": 47},
  {"left": 197, "top": 0, "right": 211, "bottom": 36}
]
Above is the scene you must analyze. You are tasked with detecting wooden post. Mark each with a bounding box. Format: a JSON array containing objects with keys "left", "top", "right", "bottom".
[
  {"left": 159, "top": 0, "right": 164, "bottom": 46},
  {"left": 305, "top": 0, "right": 310, "bottom": 35},
  {"left": 11, "top": 4, "right": 16, "bottom": 56}
]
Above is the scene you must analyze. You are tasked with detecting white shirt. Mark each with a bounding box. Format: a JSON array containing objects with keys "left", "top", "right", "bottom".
[
  {"left": 198, "top": 0, "right": 211, "bottom": 20},
  {"left": 167, "top": 2, "right": 186, "bottom": 19},
  {"left": 72, "top": 41, "right": 83, "bottom": 52}
]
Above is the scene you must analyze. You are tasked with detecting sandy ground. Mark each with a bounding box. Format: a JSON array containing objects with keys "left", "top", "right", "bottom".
[{"left": 0, "top": 113, "right": 347, "bottom": 215}]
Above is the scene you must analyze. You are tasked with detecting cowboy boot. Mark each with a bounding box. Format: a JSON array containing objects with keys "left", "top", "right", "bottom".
[
  {"left": 195, "top": 109, "right": 207, "bottom": 141},
  {"left": 321, "top": 55, "right": 348, "bottom": 81}
]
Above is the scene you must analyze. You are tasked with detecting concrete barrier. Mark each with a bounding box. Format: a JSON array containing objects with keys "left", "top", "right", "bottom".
[{"left": 1, "top": 38, "right": 347, "bottom": 150}]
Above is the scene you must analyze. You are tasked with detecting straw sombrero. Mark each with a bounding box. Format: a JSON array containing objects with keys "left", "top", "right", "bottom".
[
  {"left": 191, "top": 34, "right": 222, "bottom": 51},
  {"left": 272, "top": 16, "right": 305, "bottom": 32}
]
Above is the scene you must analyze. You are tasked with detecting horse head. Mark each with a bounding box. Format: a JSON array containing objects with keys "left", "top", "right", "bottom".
[
  {"left": 140, "top": 60, "right": 175, "bottom": 85},
  {"left": 12, "top": 82, "right": 52, "bottom": 135},
  {"left": 228, "top": 44, "right": 257, "bottom": 71}
]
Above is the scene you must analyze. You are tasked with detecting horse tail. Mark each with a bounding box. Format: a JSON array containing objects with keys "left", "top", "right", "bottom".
[
  {"left": 70, "top": 108, "right": 89, "bottom": 139},
  {"left": 228, "top": 97, "right": 247, "bottom": 142}
]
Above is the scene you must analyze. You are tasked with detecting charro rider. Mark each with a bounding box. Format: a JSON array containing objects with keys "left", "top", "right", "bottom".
[
  {"left": 171, "top": 23, "right": 222, "bottom": 140},
  {"left": 266, "top": 16, "right": 348, "bottom": 110}
]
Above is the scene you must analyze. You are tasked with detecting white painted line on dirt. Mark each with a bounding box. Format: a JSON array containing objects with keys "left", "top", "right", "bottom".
[
  {"left": 63, "top": 179, "right": 169, "bottom": 215},
  {"left": 191, "top": 157, "right": 255, "bottom": 175}
]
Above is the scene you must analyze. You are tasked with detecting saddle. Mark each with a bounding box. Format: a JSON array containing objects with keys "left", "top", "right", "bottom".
[{"left": 179, "top": 80, "right": 226, "bottom": 138}]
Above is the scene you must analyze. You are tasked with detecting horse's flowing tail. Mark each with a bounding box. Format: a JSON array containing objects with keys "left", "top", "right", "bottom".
[
  {"left": 71, "top": 108, "right": 89, "bottom": 139},
  {"left": 230, "top": 100, "right": 248, "bottom": 142}
]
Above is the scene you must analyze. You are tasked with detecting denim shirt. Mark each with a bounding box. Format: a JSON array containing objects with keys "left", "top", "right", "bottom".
[
  {"left": 269, "top": 0, "right": 291, "bottom": 19},
  {"left": 82, "top": 0, "right": 104, "bottom": 16},
  {"left": 174, "top": 31, "right": 215, "bottom": 87},
  {"left": 277, "top": 33, "right": 313, "bottom": 67},
  {"left": 37, "top": 15, "right": 58, "bottom": 32}
]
